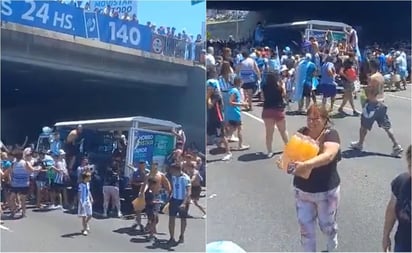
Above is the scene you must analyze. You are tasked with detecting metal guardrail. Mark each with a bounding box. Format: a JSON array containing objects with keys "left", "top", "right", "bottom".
[{"left": 161, "top": 36, "right": 205, "bottom": 62}]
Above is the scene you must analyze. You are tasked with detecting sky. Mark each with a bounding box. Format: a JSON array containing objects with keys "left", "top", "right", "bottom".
[
  {"left": 66, "top": 0, "right": 205, "bottom": 36},
  {"left": 137, "top": 0, "right": 205, "bottom": 36}
]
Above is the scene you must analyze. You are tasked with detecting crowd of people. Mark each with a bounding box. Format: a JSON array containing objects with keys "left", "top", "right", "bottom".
[
  {"left": 57, "top": 0, "right": 205, "bottom": 62},
  {"left": 206, "top": 22, "right": 411, "bottom": 251},
  {"left": 0, "top": 124, "right": 206, "bottom": 246},
  {"left": 206, "top": 9, "right": 249, "bottom": 23}
]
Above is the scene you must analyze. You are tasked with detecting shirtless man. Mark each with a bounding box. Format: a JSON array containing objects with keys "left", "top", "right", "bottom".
[
  {"left": 65, "top": 125, "right": 83, "bottom": 171},
  {"left": 142, "top": 162, "right": 171, "bottom": 234},
  {"left": 350, "top": 58, "right": 403, "bottom": 156},
  {"left": 309, "top": 37, "right": 321, "bottom": 70},
  {"left": 186, "top": 161, "right": 206, "bottom": 219}
]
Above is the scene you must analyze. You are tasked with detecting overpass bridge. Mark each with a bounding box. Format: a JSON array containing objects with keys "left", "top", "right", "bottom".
[
  {"left": 1, "top": 0, "right": 205, "bottom": 148},
  {"left": 206, "top": 1, "right": 411, "bottom": 45}
]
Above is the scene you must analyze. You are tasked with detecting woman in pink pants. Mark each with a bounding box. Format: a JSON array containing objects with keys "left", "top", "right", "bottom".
[{"left": 286, "top": 104, "right": 342, "bottom": 252}]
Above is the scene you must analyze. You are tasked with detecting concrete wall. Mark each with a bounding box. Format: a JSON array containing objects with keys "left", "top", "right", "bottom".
[
  {"left": 207, "top": 11, "right": 263, "bottom": 40},
  {"left": 1, "top": 23, "right": 191, "bottom": 88},
  {"left": 177, "top": 66, "right": 206, "bottom": 150}
]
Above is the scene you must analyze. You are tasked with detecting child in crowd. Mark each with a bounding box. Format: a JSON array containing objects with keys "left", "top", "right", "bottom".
[
  {"left": 78, "top": 172, "right": 93, "bottom": 235},
  {"left": 222, "top": 76, "right": 250, "bottom": 161}
]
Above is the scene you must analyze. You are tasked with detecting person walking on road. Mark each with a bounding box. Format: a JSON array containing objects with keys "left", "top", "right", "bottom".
[
  {"left": 78, "top": 172, "right": 93, "bottom": 236},
  {"left": 222, "top": 76, "right": 250, "bottom": 161},
  {"left": 261, "top": 71, "right": 289, "bottom": 157},
  {"left": 382, "top": 145, "right": 411, "bottom": 252},
  {"left": 167, "top": 163, "right": 191, "bottom": 246},
  {"left": 286, "top": 104, "right": 342, "bottom": 252},
  {"left": 129, "top": 161, "right": 149, "bottom": 231},
  {"left": 337, "top": 58, "right": 360, "bottom": 115},
  {"left": 236, "top": 51, "right": 261, "bottom": 111},
  {"left": 350, "top": 58, "right": 403, "bottom": 157},
  {"left": 318, "top": 55, "right": 338, "bottom": 112}
]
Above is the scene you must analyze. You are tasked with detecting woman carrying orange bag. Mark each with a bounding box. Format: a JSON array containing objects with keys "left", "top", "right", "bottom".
[{"left": 279, "top": 104, "right": 342, "bottom": 252}]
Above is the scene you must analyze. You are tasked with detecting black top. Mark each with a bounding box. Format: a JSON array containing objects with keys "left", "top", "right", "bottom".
[
  {"left": 103, "top": 168, "right": 120, "bottom": 187},
  {"left": 293, "top": 127, "right": 341, "bottom": 193},
  {"left": 145, "top": 190, "right": 155, "bottom": 210},
  {"left": 391, "top": 172, "right": 411, "bottom": 250},
  {"left": 223, "top": 56, "right": 234, "bottom": 69},
  {"left": 262, "top": 83, "right": 285, "bottom": 109}
]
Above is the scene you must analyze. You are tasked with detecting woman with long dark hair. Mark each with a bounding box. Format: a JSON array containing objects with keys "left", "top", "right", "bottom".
[
  {"left": 337, "top": 58, "right": 359, "bottom": 115},
  {"left": 206, "top": 67, "right": 224, "bottom": 146},
  {"left": 382, "top": 145, "right": 411, "bottom": 252},
  {"left": 261, "top": 71, "right": 289, "bottom": 157}
]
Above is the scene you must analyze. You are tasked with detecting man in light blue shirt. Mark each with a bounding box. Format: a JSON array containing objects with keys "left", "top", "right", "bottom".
[
  {"left": 319, "top": 55, "right": 337, "bottom": 111},
  {"left": 167, "top": 163, "right": 191, "bottom": 246}
]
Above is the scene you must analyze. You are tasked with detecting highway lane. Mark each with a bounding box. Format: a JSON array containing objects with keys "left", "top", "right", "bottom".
[
  {"left": 0, "top": 196, "right": 206, "bottom": 252},
  {"left": 206, "top": 89, "right": 411, "bottom": 252}
]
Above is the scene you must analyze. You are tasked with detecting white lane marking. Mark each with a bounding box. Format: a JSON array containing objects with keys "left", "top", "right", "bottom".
[
  {"left": 386, "top": 93, "right": 412, "bottom": 101},
  {"left": 242, "top": 111, "right": 264, "bottom": 123},
  {"left": 0, "top": 224, "right": 13, "bottom": 232}
]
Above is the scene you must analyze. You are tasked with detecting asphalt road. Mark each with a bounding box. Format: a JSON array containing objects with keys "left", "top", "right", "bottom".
[
  {"left": 206, "top": 88, "right": 412, "bottom": 252},
  {"left": 1, "top": 195, "right": 206, "bottom": 252}
]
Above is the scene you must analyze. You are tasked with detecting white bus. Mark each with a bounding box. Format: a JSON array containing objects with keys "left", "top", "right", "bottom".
[
  {"left": 264, "top": 20, "right": 350, "bottom": 52},
  {"left": 36, "top": 116, "right": 180, "bottom": 177}
]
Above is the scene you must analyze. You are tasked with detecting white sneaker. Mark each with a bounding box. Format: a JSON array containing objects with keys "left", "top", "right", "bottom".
[
  {"left": 267, "top": 152, "right": 274, "bottom": 158},
  {"left": 202, "top": 214, "right": 206, "bottom": 219},
  {"left": 349, "top": 141, "right": 363, "bottom": 151},
  {"left": 229, "top": 136, "right": 239, "bottom": 142},
  {"left": 117, "top": 212, "right": 122, "bottom": 218},
  {"left": 391, "top": 145, "right": 404, "bottom": 157},
  {"left": 326, "top": 233, "right": 338, "bottom": 252},
  {"left": 222, "top": 153, "right": 232, "bottom": 161},
  {"left": 238, "top": 144, "right": 250, "bottom": 151},
  {"left": 82, "top": 230, "right": 88, "bottom": 236}
]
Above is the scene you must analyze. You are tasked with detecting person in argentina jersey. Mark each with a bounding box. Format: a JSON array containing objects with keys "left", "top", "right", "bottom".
[
  {"left": 6, "top": 149, "right": 41, "bottom": 218},
  {"left": 167, "top": 163, "right": 191, "bottom": 246},
  {"left": 78, "top": 172, "right": 93, "bottom": 236},
  {"left": 236, "top": 51, "right": 261, "bottom": 111},
  {"left": 218, "top": 62, "right": 238, "bottom": 149},
  {"left": 50, "top": 149, "right": 69, "bottom": 210}
]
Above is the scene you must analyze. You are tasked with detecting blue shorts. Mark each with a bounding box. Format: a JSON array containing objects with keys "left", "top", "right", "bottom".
[
  {"left": 399, "top": 69, "right": 408, "bottom": 79},
  {"left": 319, "top": 83, "right": 337, "bottom": 98},
  {"left": 168, "top": 198, "right": 188, "bottom": 218},
  {"left": 242, "top": 82, "right": 258, "bottom": 91}
]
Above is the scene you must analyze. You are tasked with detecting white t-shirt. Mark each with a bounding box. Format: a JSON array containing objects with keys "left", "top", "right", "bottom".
[{"left": 206, "top": 54, "right": 216, "bottom": 66}]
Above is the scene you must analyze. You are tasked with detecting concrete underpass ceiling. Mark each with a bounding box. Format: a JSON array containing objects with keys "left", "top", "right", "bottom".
[
  {"left": 207, "top": 1, "right": 411, "bottom": 27},
  {"left": 1, "top": 61, "right": 173, "bottom": 108}
]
